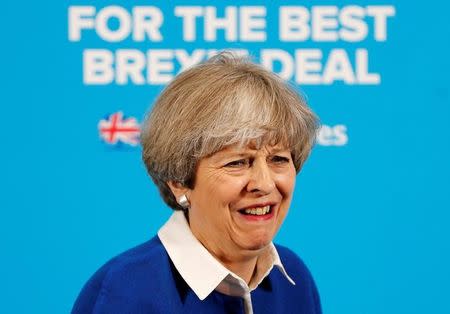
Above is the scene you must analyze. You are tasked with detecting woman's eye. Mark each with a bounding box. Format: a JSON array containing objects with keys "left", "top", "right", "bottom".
[
  {"left": 225, "top": 159, "right": 249, "bottom": 168},
  {"left": 270, "top": 156, "right": 290, "bottom": 164}
]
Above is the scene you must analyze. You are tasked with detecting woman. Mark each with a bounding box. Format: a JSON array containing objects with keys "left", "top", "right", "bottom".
[{"left": 72, "top": 53, "right": 321, "bottom": 314}]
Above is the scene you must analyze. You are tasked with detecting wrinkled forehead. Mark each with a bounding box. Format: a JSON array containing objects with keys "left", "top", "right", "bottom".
[
  {"left": 230, "top": 137, "right": 291, "bottom": 152},
  {"left": 231, "top": 139, "right": 290, "bottom": 151},
  {"left": 202, "top": 134, "right": 293, "bottom": 160},
  {"left": 203, "top": 140, "right": 291, "bottom": 164}
]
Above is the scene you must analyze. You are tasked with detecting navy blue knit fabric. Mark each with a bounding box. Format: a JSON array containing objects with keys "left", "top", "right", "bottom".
[{"left": 72, "top": 236, "right": 321, "bottom": 314}]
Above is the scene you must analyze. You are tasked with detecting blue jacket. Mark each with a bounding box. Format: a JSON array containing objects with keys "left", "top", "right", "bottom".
[{"left": 72, "top": 236, "right": 321, "bottom": 314}]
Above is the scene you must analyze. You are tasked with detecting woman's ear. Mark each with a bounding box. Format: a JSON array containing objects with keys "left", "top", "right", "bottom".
[
  {"left": 167, "top": 181, "right": 191, "bottom": 208},
  {"left": 166, "top": 181, "right": 190, "bottom": 200}
]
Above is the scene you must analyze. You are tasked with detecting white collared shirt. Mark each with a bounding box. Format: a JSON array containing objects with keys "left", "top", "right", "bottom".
[{"left": 158, "top": 210, "right": 295, "bottom": 314}]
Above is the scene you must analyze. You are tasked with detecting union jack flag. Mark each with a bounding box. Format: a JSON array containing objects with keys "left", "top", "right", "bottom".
[{"left": 98, "top": 112, "right": 141, "bottom": 146}]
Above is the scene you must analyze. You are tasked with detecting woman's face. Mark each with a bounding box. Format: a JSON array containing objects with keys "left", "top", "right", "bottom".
[{"left": 186, "top": 142, "right": 296, "bottom": 260}]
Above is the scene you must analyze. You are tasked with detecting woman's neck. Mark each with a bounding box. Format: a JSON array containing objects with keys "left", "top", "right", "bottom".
[{"left": 221, "top": 256, "right": 258, "bottom": 284}]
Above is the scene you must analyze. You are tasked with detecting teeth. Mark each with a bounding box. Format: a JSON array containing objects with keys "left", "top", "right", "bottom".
[{"left": 244, "top": 205, "right": 271, "bottom": 215}]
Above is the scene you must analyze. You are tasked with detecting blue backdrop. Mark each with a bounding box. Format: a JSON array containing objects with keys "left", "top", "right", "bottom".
[{"left": 2, "top": 1, "right": 449, "bottom": 313}]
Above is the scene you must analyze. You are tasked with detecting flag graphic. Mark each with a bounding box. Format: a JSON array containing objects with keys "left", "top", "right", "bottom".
[{"left": 98, "top": 112, "right": 141, "bottom": 146}]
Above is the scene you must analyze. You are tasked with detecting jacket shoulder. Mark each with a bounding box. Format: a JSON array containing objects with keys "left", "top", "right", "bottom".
[
  {"left": 71, "top": 236, "right": 168, "bottom": 314},
  {"left": 275, "top": 243, "right": 310, "bottom": 276},
  {"left": 274, "top": 244, "right": 322, "bottom": 313}
]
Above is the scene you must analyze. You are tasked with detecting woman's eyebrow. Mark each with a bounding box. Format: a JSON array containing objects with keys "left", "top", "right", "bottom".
[
  {"left": 216, "top": 152, "right": 252, "bottom": 160},
  {"left": 269, "top": 148, "right": 291, "bottom": 154},
  {"left": 208, "top": 151, "right": 253, "bottom": 163},
  {"left": 219, "top": 147, "right": 290, "bottom": 157}
]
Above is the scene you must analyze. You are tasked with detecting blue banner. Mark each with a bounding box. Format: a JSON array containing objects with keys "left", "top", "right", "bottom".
[{"left": 1, "top": 1, "right": 449, "bottom": 313}]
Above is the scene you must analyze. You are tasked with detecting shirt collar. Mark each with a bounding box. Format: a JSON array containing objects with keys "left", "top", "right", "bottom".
[{"left": 158, "top": 210, "right": 295, "bottom": 300}]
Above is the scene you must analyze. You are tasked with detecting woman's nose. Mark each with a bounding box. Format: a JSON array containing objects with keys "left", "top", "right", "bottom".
[{"left": 247, "top": 159, "right": 276, "bottom": 195}]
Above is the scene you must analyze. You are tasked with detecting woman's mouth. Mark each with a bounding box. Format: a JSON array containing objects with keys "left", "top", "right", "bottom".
[
  {"left": 240, "top": 205, "right": 271, "bottom": 216},
  {"left": 238, "top": 205, "right": 274, "bottom": 221}
]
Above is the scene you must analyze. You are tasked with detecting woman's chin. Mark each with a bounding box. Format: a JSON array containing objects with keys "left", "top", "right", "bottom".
[{"left": 236, "top": 231, "right": 273, "bottom": 252}]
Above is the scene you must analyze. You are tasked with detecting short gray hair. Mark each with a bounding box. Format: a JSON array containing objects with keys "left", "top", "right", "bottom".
[{"left": 141, "top": 52, "right": 319, "bottom": 210}]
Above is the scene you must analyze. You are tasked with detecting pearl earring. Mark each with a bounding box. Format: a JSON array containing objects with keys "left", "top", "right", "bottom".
[{"left": 177, "top": 195, "right": 190, "bottom": 208}]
